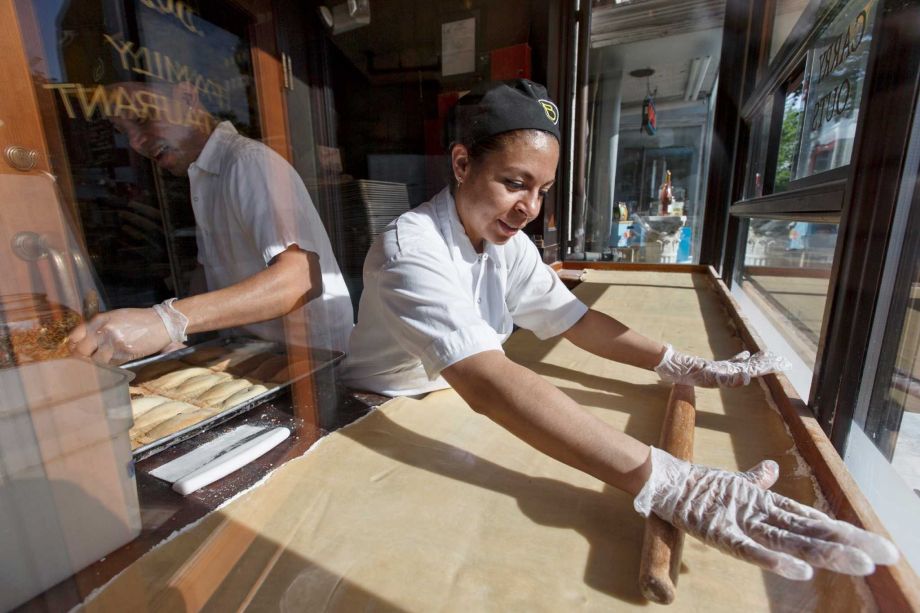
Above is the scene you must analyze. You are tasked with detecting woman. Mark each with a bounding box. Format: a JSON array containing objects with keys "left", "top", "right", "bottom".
[{"left": 342, "top": 80, "right": 897, "bottom": 580}]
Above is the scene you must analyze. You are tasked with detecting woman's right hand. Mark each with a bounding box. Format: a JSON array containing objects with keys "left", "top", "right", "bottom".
[{"left": 633, "top": 447, "right": 899, "bottom": 580}]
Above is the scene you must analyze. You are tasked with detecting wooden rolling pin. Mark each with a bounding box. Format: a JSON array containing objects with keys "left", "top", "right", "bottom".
[{"left": 638, "top": 384, "right": 696, "bottom": 604}]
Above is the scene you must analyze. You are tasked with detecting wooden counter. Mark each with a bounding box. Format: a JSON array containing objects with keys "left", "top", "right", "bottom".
[{"left": 33, "top": 269, "right": 920, "bottom": 610}]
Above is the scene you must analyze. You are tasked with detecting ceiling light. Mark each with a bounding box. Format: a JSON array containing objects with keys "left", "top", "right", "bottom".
[
  {"left": 684, "top": 56, "right": 711, "bottom": 101},
  {"left": 629, "top": 68, "right": 654, "bottom": 78},
  {"left": 319, "top": 1, "right": 370, "bottom": 34}
]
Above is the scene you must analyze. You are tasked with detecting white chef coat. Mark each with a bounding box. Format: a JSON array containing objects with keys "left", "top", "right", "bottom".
[
  {"left": 342, "top": 187, "right": 588, "bottom": 396},
  {"left": 187, "top": 122, "right": 353, "bottom": 353}
]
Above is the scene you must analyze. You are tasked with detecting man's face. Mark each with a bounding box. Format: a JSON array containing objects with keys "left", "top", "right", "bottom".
[{"left": 109, "top": 85, "right": 208, "bottom": 176}]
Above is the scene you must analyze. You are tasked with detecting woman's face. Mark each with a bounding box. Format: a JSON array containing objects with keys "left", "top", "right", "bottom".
[{"left": 452, "top": 131, "right": 559, "bottom": 252}]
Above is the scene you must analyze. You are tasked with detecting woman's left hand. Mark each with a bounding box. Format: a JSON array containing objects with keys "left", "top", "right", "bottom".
[
  {"left": 634, "top": 447, "right": 899, "bottom": 580},
  {"left": 654, "top": 344, "right": 791, "bottom": 387}
]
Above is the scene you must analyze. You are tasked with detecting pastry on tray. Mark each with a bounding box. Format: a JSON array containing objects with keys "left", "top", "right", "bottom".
[
  {"left": 129, "top": 400, "right": 199, "bottom": 449},
  {"left": 136, "top": 408, "right": 220, "bottom": 445},
  {"left": 127, "top": 342, "right": 285, "bottom": 449}
]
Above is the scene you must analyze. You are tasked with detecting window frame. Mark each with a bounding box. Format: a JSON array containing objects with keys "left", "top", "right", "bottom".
[{"left": 719, "top": 0, "right": 920, "bottom": 457}]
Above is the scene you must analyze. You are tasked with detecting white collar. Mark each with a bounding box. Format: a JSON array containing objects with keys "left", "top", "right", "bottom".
[
  {"left": 436, "top": 188, "right": 502, "bottom": 266},
  {"left": 191, "top": 121, "right": 238, "bottom": 175}
]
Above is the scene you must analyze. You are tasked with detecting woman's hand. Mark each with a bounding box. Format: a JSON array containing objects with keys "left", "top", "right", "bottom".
[
  {"left": 654, "top": 344, "right": 791, "bottom": 387},
  {"left": 634, "top": 447, "right": 899, "bottom": 580}
]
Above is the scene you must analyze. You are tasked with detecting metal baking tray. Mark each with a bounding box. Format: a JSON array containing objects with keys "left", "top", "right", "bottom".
[{"left": 123, "top": 337, "right": 344, "bottom": 461}]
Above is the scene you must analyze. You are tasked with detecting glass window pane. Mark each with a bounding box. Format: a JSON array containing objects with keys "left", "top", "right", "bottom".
[
  {"left": 737, "top": 219, "right": 837, "bottom": 370},
  {"left": 867, "top": 252, "right": 920, "bottom": 491},
  {"left": 580, "top": 22, "right": 723, "bottom": 264},
  {"left": 774, "top": 72, "right": 806, "bottom": 192},
  {"left": 796, "top": 0, "right": 879, "bottom": 179},
  {"left": 7, "top": 0, "right": 580, "bottom": 605},
  {"left": 846, "top": 238, "right": 920, "bottom": 575},
  {"left": 882, "top": 272, "right": 920, "bottom": 491}
]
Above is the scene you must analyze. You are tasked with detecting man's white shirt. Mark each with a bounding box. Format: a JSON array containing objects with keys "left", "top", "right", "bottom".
[{"left": 188, "top": 121, "right": 353, "bottom": 353}]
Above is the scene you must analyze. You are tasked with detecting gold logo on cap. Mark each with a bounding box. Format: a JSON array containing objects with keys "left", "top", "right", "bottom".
[{"left": 538, "top": 99, "right": 559, "bottom": 125}]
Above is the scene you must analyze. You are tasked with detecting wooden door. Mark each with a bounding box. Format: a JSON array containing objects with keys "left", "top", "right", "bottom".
[{"left": 0, "top": 0, "right": 86, "bottom": 314}]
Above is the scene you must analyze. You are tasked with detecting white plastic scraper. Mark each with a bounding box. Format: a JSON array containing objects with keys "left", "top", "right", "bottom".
[{"left": 150, "top": 425, "right": 290, "bottom": 495}]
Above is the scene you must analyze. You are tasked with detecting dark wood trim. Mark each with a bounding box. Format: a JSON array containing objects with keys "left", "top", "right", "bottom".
[
  {"left": 761, "top": 86, "right": 787, "bottom": 194},
  {"left": 721, "top": 215, "right": 746, "bottom": 288},
  {"left": 247, "top": 0, "right": 291, "bottom": 160},
  {"left": 558, "top": 0, "right": 578, "bottom": 260},
  {"left": 812, "top": 0, "right": 920, "bottom": 442},
  {"left": 560, "top": 261, "right": 708, "bottom": 274},
  {"left": 741, "top": 1, "right": 839, "bottom": 120},
  {"left": 730, "top": 178, "right": 846, "bottom": 217},
  {"left": 720, "top": 114, "right": 752, "bottom": 284},
  {"left": 704, "top": 266, "right": 920, "bottom": 611},
  {"left": 698, "top": 0, "right": 756, "bottom": 271},
  {"left": 752, "top": 0, "right": 777, "bottom": 86},
  {"left": 744, "top": 265, "right": 832, "bottom": 279},
  {"left": 740, "top": 0, "right": 768, "bottom": 108},
  {"left": 779, "top": 164, "right": 850, "bottom": 193},
  {"left": 569, "top": 0, "right": 592, "bottom": 255}
]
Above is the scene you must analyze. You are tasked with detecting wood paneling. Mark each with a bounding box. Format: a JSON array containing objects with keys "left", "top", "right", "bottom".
[
  {"left": 247, "top": 0, "right": 291, "bottom": 161},
  {"left": 0, "top": 0, "right": 51, "bottom": 176}
]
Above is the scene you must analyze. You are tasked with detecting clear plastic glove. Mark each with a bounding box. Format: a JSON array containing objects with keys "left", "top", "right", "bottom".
[
  {"left": 68, "top": 307, "right": 172, "bottom": 365},
  {"left": 634, "top": 447, "right": 899, "bottom": 581},
  {"left": 654, "top": 343, "right": 791, "bottom": 387}
]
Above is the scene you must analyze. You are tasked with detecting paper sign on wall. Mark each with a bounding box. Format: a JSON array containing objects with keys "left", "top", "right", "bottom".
[{"left": 442, "top": 17, "right": 475, "bottom": 77}]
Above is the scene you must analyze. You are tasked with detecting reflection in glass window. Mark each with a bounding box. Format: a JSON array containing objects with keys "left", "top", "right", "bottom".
[
  {"left": 774, "top": 73, "right": 806, "bottom": 192},
  {"left": 796, "top": 0, "right": 878, "bottom": 179},
  {"left": 35, "top": 0, "right": 261, "bottom": 310},
  {"left": 769, "top": 0, "right": 811, "bottom": 62},
  {"left": 847, "top": 231, "right": 920, "bottom": 575},
  {"left": 738, "top": 219, "right": 837, "bottom": 369},
  {"left": 581, "top": 1, "right": 724, "bottom": 264},
  {"left": 868, "top": 254, "right": 920, "bottom": 494}
]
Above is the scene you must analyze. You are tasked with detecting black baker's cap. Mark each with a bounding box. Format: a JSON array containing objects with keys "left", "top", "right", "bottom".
[{"left": 451, "top": 79, "right": 561, "bottom": 147}]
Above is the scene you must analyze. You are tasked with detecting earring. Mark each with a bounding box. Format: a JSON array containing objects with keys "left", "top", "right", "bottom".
[{"left": 456, "top": 176, "right": 463, "bottom": 187}]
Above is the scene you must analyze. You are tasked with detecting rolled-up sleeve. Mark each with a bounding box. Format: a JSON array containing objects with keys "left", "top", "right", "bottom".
[
  {"left": 228, "top": 148, "right": 318, "bottom": 265},
  {"left": 506, "top": 240, "right": 588, "bottom": 339},
  {"left": 377, "top": 247, "right": 504, "bottom": 380}
]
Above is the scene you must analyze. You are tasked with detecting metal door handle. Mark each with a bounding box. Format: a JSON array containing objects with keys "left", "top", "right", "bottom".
[
  {"left": 4, "top": 145, "right": 38, "bottom": 171},
  {"left": 12, "top": 231, "right": 81, "bottom": 313}
]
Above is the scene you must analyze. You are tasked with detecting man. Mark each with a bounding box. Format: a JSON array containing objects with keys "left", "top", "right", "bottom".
[{"left": 69, "top": 81, "right": 353, "bottom": 363}]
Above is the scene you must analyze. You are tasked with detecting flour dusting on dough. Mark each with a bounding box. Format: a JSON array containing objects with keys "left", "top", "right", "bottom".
[{"left": 756, "top": 378, "right": 830, "bottom": 513}]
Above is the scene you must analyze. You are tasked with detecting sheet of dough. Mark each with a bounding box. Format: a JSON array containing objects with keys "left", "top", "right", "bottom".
[{"left": 81, "top": 271, "right": 874, "bottom": 612}]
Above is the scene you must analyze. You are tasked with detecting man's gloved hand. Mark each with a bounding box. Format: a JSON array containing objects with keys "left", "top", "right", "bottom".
[
  {"left": 634, "top": 447, "right": 899, "bottom": 580},
  {"left": 68, "top": 307, "right": 173, "bottom": 365},
  {"left": 654, "top": 344, "right": 791, "bottom": 387}
]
